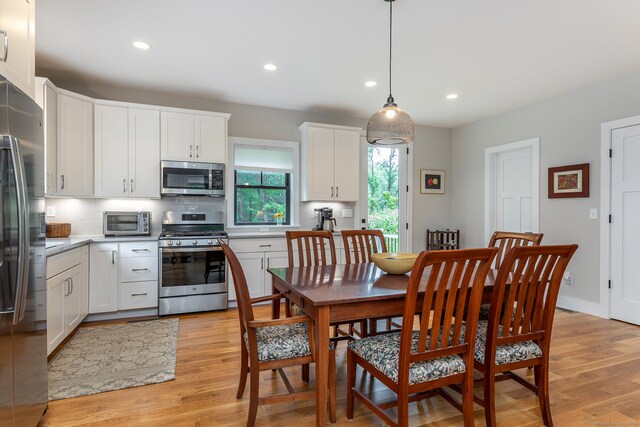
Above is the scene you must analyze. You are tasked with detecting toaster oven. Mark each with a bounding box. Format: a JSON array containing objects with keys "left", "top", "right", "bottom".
[{"left": 103, "top": 211, "right": 151, "bottom": 236}]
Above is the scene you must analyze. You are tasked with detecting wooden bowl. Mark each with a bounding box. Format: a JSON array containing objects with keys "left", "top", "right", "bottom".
[{"left": 371, "top": 252, "right": 419, "bottom": 275}]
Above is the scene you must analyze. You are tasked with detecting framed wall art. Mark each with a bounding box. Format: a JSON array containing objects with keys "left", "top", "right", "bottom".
[
  {"left": 548, "top": 163, "right": 589, "bottom": 198},
  {"left": 420, "top": 169, "right": 445, "bottom": 194}
]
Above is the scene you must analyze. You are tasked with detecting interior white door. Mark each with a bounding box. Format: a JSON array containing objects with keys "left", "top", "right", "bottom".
[
  {"left": 610, "top": 124, "right": 640, "bottom": 325},
  {"left": 495, "top": 147, "right": 533, "bottom": 232}
]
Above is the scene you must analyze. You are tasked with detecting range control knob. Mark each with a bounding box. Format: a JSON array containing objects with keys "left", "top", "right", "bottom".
[
  {"left": 168, "top": 240, "right": 174, "bottom": 246},
  {"left": 176, "top": 241, "right": 182, "bottom": 246},
  {"left": 207, "top": 239, "right": 213, "bottom": 245},
  {"left": 192, "top": 240, "right": 198, "bottom": 246}
]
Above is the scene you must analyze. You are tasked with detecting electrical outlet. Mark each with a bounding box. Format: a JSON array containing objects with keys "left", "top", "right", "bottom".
[
  {"left": 563, "top": 272, "right": 574, "bottom": 286},
  {"left": 342, "top": 208, "right": 353, "bottom": 218},
  {"left": 46, "top": 206, "right": 56, "bottom": 217},
  {"left": 589, "top": 208, "right": 598, "bottom": 220}
]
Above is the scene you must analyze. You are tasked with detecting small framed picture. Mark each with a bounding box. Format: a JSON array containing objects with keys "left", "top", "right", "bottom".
[
  {"left": 548, "top": 163, "right": 589, "bottom": 198},
  {"left": 420, "top": 169, "right": 445, "bottom": 194}
]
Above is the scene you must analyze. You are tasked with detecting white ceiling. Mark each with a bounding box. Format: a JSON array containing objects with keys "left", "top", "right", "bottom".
[{"left": 36, "top": 0, "right": 640, "bottom": 128}]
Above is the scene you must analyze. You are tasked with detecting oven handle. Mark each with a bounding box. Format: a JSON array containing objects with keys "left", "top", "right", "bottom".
[{"left": 160, "top": 246, "right": 223, "bottom": 253}]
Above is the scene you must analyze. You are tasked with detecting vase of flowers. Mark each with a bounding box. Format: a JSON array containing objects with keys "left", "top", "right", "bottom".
[{"left": 275, "top": 212, "right": 284, "bottom": 226}]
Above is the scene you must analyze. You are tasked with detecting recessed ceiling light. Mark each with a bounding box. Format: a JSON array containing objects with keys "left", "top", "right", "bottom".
[
  {"left": 365, "top": 81, "right": 377, "bottom": 87},
  {"left": 133, "top": 41, "right": 150, "bottom": 50},
  {"left": 264, "top": 63, "right": 278, "bottom": 71},
  {"left": 446, "top": 93, "right": 459, "bottom": 100}
]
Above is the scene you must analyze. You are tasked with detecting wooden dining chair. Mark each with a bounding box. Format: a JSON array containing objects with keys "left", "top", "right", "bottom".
[
  {"left": 220, "top": 240, "right": 336, "bottom": 426},
  {"left": 347, "top": 247, "right": 498, "bottom": 427},
  {"left": 480, "top": 231, "right": 544, "bottom": 320},
  {"left": 341, "top": 229, "right": 395, "bottom": 336},
  {"left": 474, "top": 244, "right": 577, "bottom": 427}
]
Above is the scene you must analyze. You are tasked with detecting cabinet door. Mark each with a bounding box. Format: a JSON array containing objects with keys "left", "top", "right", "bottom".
[
  {"left": 46, "top": 273, "right": 66, "bottom": 355},
  {"left": 57, "top": 93, "right": 94, "bottom": 196},
  {"left": 333, "top": 129, "right": 360, "bottom": 201},
  {"left": 94, "top": 104, "right": 129, "bottom": 197},
  {"left": 304, "top": 126, "right": 335, "bottom": 201},
  {"left": 36, "top": 81, "right": 58, "bottom": 195},
  {"left": 194, "top": 114, "right": 226, "bottom": 163},
  {"left": 228, "top": 252, "right": 264, "bottom": 301},
  {"left": 64, "top": 264, "right": 83, "bottom": 332},
  {"left": 160, "top": 111, "right": 193, "bottom": 161},
  {"left": 0, "top": 0, "right": 34, "bottom": 99},
  {"left": 89, "top": 244, "right": 119, "bottom": 313},
  {"left": 129, "top": 108, "right": 160, "bottom": 198}
]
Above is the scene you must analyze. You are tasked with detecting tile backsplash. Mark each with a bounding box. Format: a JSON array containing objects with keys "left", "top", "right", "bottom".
[{"left": 45, "top": 197, "right": 359, "bottom": 236}]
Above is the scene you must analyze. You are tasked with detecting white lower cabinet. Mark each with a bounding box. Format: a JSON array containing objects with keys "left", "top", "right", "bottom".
[
  {"left": 228, "top": 252, "right": 265, "bottom": 301},
  {"left": 89, "top": 241, "right": 158, "bottom": 314},
  {"left": 46, "top": 246, "right": 89, "bottom": 355}
]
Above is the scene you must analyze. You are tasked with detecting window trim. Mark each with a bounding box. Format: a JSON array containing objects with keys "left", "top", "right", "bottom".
[{"left": 227, "top": 137, "right": 300, "bottom": 228}]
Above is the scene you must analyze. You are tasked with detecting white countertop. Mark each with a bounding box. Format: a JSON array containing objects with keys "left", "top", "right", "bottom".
[{"left": 46, "top": 235, "right": 159, "bottom": 257}]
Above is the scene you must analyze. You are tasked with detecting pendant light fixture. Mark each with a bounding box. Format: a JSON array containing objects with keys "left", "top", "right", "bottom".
[{"left": 366, "top": 0, "right": 415, "bottom": 146}]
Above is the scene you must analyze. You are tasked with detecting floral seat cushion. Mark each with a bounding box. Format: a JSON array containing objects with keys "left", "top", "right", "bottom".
[
  {"left": 474, "top": 320, "right": 542, "bottom": 365},
  {"left": 348, "top": 330, "right": 466, "bottom": 385},
  {"left": 244, "top": 322, "right": 312, "bottom": 362}
]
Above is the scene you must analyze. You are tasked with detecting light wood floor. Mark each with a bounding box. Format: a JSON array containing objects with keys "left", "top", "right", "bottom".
[{"left": 39, "top": 306, "right": 640, "bottom": 426}]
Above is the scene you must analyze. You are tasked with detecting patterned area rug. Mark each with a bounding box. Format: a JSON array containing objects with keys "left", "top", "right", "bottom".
[{"left": 48, "top": 318, "right": 179, "bottom": 400}]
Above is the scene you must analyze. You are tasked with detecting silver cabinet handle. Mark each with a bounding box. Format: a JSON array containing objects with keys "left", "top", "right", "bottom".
[
  {"left": 60, "top": 174, "right": 65, "bottom": 190},
  {"left": 131, "top": 268, "right": 149, "bottom": 272},
  {"left": 0, "top": 29, "right": 7, "bottom": 62},
  {"left": 266, "top": 257, "right": 270, "bottom": 269},
  {"left": 196, "top": 145, "right": 199, "bottom": 158},
  {"left": 131, "top": 249, "right": 150, "bottom": 252},
  {"left": 122, "top": 179, "right": 126, "bottom": 192},
  {"left": 259, "top": 244, "right": 271, "bottom": 248},
  {"left": 112, "top": 250, "right": 116, "bottom": 264},
  {"left": 260, "top": 258, "right": 264, "bottom": 270},
  {"left": 63, "top": 279, "right": 68, "bottom": 297},
  {"left": 70, "top": 278, "right": 74, "bottom": 294},
  {"left": 189, "top": 145, "right": 192, "bottom": 158},
  {"left": 130, "top": 179, "right": 134, "bottom": 192},
  {"left": 336, "top": 186, "right": 339, "bottom": 198},
  {"left": 331, "top": 186, "right": 334, "bottom": 198},
  {"left": 131, "top": 292, "right": 148, "bottom": 297}
]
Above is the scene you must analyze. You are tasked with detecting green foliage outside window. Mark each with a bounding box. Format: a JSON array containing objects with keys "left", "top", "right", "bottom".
[
  {"left": 235, "top": 170, "right": 289, "bottom": 225},
  {"left": 368, "top": 148, "right": 399, "bottom": 235}
]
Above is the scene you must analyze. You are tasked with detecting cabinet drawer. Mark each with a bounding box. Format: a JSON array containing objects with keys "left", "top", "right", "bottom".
[
  {"left": 119, "top": 242, "right": 158, "bottom": 258},
  {"left": 120, "top": 257, "right": 158, "bottom": 282},
  {"left": 229, "top": 238, "right": 287, "bottom": 253},
  {"left": 47, "top": 247, "right": 83, "bottom": 279},
  {"left": 119, "top": 281, "right": 158, "bottom": 310}
]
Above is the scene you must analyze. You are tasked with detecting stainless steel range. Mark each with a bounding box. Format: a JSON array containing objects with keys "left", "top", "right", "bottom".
[{"left": 158, "top": 210, "right": 228, "bottom": 315}]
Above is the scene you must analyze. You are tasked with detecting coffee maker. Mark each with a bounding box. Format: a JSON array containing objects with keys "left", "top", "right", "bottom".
[{"left": 313, "top": 207, "right": 334, "bottom": 231}]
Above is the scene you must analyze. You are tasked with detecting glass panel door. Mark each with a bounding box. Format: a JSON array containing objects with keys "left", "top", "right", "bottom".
[{"left": 367, "top": 146, "right": 400, "bottom": 252}]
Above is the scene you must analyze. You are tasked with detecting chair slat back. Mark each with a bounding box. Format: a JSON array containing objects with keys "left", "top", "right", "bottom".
[
  {"left": 341, "top": 229, "right": 387, "bottom": 264},
  {"left": 220, "top": 241, "right": 254, "bottom": 335},
  {"left": 489, "top": 231, "right": 543, "bottom": 270},
  {"left": 285, "top": 231, "right": 336, "bottom": 267},
  {"left": 398, "top": 248, "right": 498, "bottom": 381},
  {"left": 487, "top": 245, "right": 577, "bottom": 350}
]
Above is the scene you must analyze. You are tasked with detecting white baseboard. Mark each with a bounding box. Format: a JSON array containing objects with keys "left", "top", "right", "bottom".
[{"left": 556, "top": 295, "right": 607, "bottom": 318}]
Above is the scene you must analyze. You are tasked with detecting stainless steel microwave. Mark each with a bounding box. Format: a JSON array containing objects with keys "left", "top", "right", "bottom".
[
  {"left": 161, "top": 161, "right": 225, "bottom": 197},
  {"left": 103, "top": 211, "right": 151, "bottom": 236}
]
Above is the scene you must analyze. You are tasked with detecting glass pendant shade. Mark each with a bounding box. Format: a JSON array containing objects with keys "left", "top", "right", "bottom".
[{"left": 366, "top": 99, "right": 415, "bottom": 145}]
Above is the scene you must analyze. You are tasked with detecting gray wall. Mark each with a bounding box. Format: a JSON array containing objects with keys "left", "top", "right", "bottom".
[
  {"left": 46, "top": 78, "right": 453, "bottom": 243},
  {"left": 451, "top": 70, "right": 640, "bottom": 307}
]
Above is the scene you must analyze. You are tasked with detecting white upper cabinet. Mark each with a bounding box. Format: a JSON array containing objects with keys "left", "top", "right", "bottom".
[
  {"left": 161, "top": 110, "right": 229, "bottom": 163},
  {"left": 299, "top": 122, "right": 361, "bottom": 202},
  {"left": 94, "top": 102, "right": 160, "bottom": 198},
  {"left": 35, "top": 78, "right": 57, "bottom": 196},
  {"left": 0, "top": 0, "right": 35, "bottom": 99},
  {"left": 57, "top": 91, "right": 94, "bottom": 197}
]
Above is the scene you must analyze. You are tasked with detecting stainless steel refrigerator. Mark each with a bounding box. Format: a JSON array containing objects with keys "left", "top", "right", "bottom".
[{"left": 0, "top": 75, "right": 47, "bottom": 426}]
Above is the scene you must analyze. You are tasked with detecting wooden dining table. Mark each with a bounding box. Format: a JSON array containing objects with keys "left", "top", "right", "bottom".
[{"left": 268, "top": 262, "right": 499, "bottom": 426}]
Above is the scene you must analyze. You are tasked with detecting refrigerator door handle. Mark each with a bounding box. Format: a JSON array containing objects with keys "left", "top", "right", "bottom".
[{"left": 8, "top": 136, "right": 30, "bottom": 324}]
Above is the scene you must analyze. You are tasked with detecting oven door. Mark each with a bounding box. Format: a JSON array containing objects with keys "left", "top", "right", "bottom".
[{"left": 158, "top": 246, "right": 227, "bottom": 297}]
